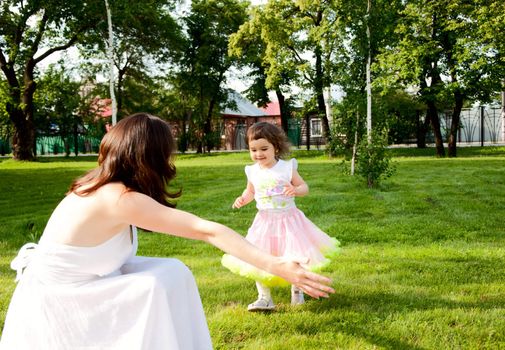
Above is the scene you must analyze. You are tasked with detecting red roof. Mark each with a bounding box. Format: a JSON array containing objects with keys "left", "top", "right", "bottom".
[
  {"left": 260, "top": 101, "right": 280, "bottom": 116},
  {"left": 90, "top": 98, "right": 112, "bottom": 118}
]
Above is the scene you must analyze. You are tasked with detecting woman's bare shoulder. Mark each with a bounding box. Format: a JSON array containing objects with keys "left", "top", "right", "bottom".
[
  {"left": 98, "top": 182, "right": 129, "bottom": 195},
  {"left": 72, "top": 182, "right": 128, "bottom": 200}
]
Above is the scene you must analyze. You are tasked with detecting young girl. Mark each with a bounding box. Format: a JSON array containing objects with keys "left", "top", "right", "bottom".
[
  {"left": 0, "top": 114, "right": 334, "bottom": 349},
  {"left": 222, "top": 122, "right": 340, "bottom": 311}
]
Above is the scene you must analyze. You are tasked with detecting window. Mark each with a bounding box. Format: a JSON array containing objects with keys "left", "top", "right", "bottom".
[{"left": 310, "top": 118, "right": 322, "bottom": 137}]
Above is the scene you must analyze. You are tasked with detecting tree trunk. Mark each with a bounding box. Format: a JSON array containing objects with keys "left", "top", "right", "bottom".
[
  {"left": 314, "top": 47, "right": 330, "bottom": 144},
  {"left": 366, "top": 0, "right": 372, "bottom": 144},
  {"left": 419, "top": 52, "right": 444, "bottom": 156},
  {"left": 105, "top": 0, "right": 117, "bottom": 125},
  {"left": 11, "top": 111, "right": 35, "bottom": 160},
  {"left": 73, "top": 119, "right": 79, "bottom": 156},
  {"left": 117, "top": 69, "right": 124, "bottom": 119},
  {"left": 447, "top": 89, "right": 464, "bottom": 157},
  {"left": 275, "top": 89, "right": 289, "bottom": 134},
  {"left": 204, "top": 98, "right": 216, "bottom": 153},
  {"left": 305, "top": 113, "right": 311, "bottom": 151},
  {"left": 10, "top": 63, "right": 38, "bottom": 160},
  {"left": 5, "top": 79, "right": 36, "bottom": 160},
  {"left": 416, "top": 110, "right": 429, "bottom": 148},
  {"left": 426, "top": 100, "right": 445, "bottom": 157},
  {"left": 63, "top": 133, "right": 71, "bottom": 156},
  {"left": 351, "top": 111, "right": 359, "bottom": 175},
  {"left": 307, "top": 8, "right": 331, "bottom": 145}
]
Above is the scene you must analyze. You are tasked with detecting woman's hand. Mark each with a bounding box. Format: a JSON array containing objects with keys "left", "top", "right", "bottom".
[{"left": 272, "top": 258, "right": 334, "bottom": 299}]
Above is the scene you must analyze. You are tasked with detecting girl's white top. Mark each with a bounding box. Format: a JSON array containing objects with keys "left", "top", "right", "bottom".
[{"left": 246, "top": 158, "right": 297, "bottom": 210}]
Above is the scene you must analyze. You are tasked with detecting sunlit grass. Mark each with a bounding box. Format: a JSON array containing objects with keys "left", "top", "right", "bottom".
[{"left": 1, "top": 147, "right": 505, "bottom": 349}]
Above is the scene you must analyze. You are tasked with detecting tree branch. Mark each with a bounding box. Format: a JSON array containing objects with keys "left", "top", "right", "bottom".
[
  {"left": 0, "top": 48, "right": 20, "bottom": 88},
  {"left": 33, "top": 35, "right": 80, "bottom": 65},
  {"left": 30, "top": 10, "right": 49, "bottom": 56}
]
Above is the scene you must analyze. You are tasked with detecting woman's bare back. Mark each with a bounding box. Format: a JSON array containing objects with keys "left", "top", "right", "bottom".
[{"left": 41, "top": 183, "right": 130, "bottom": 247}]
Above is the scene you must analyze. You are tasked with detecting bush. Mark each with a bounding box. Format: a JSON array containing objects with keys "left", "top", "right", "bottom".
[{"left": 355, "top": 129, "right": 396, "bottom": 188}]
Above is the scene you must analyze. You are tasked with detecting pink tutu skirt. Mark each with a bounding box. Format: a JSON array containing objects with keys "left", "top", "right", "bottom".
[{"left": 222, "top": 207, "right": 340, "bottom": 287}]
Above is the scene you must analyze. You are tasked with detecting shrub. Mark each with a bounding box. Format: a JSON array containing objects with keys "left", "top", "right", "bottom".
[{"left": 355, "top": 129, "right": 396, "bottom": 188}]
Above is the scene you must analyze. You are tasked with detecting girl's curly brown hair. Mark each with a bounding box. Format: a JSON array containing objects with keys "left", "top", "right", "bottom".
[{"left": 246, "top": 122, "right": 291, "bottom": 159}]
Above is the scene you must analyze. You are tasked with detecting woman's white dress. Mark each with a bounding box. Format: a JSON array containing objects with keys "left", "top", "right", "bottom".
[{"left": 0, "top": 227, "right": 213, "bottom": 349}]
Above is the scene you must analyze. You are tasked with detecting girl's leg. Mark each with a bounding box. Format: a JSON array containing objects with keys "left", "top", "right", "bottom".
[
  {"left": 247, "top": 282, "right": 275, "bottom": 311},
  {"left": 256, "top": 281, "right": 271, "bottom": 300},
  {"left": 291, "top": 285, "right": 305, "bottom": 305}
]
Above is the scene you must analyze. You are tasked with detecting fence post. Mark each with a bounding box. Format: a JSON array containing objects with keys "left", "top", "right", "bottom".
[
  {"left": 480, "top": 105, "right": 485, "bottom": 147},
  {"left": 501, "top": 90, "right": 505, "bottom": 141}
]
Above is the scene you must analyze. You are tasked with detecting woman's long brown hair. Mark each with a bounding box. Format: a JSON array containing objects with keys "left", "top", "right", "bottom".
[{"left": 68, "top": 113, "right": 181, "bottom": 207}]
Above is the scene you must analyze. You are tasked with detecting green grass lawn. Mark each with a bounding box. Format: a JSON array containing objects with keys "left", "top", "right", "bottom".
[{"left": 1, "top": 148, "right": 504, "bottom": 349}]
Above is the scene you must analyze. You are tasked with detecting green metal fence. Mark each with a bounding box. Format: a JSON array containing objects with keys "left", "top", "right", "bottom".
[
  {"left": 0, "top": 135, "right": 101, "bottom": 156},
  {"left": 0, "top": 138, "right": 11, "bottom": 155},
  {"left": 36, "top": 135, "right": 101, "bottom": 155},
  {"left": 288, "top": 119, "right": 301, "bottom": 147}
]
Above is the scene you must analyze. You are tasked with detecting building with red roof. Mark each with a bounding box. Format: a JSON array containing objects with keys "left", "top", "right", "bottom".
[{"left": 221, "top": 92, "right": 280, "bottom": 150}]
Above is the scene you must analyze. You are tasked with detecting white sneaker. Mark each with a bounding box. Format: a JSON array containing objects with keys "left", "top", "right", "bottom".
[
  {"left": 291, "top": 290, "right": 305, "bottom": 305},
  {"left": 247, "top": 297, "right": 275, "bottom": 312}
]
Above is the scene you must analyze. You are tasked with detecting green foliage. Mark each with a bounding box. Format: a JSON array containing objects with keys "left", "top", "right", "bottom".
[
  {"left": 35, "top": 65, "right": 81, "bottom": 129},
  {"left": 79, "top": 1, "right": 182, "bottom": 119},
  {"left": 168, "top": 0, "right": 248, "bottom": 152},
  {"left": 327, "top": 94, "right": 366, "bottom": 158},
  {"left": 355, "top": 130, "right": 396, "bottom": 188},
  {"left": 374, "top": 90, "right": 425, "bottom": 144},
  {"left": 202, "top": 129, "right": 222, "bottom": 152},
  {"left": 0, "top": 0, "right": 186, "bottom": 159},
  {"left": 228, "top": 15, "right": 271, "bottom": 106},
  {"left": 374, "top": 0, "right": 505, "bottom": 156},
  {"left": 0, "top": 79, "right": 9, "bottom": 120},
  {"left": 332, "top": 0, "right": 403, "bottom": 94},
  {"left": 0, "top": 79, "right": 12, "bottom": 151},
  {"left": 0, "top": 0, "right": 110, "bottom": 159},
  {"left": 34, "top": 64, "right": 86, "bottom": 156}
]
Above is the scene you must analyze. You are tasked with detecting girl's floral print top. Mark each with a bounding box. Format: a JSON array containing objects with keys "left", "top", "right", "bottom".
[{"left": 245, "top": 158, "right": 297, "bottom": 210}]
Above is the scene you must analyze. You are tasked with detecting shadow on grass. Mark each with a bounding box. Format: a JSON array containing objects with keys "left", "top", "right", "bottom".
[
  {"left": 204, "top": 246, "right": 505, "bottom": 349},
  {"left": 299, "top": 286, "right": 503, "bottom": 350},
  {"left": 35, "top": 155, "right": 98, "bottom": 163},
  {"left": 389, "top": 146, "right": 505, "bottom": 158},
  {"left": 303, "top": 250, "right": 504, "bottom": 347}
]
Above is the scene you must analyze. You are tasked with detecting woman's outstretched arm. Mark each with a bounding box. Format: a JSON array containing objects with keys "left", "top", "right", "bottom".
[{"left": 117, "top": 191, "right": 335, "bottom": 299}]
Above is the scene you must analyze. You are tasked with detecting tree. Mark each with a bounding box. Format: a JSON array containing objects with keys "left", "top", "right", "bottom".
[
  {"left": 228, "top": 5, "right": 295, "bottom": 134},
  {"left": 172, "top": 0, "right": 248, "bottom": 153},
  {"left": 236, "top": 0, "right": 341, "bottom": 144},
  {"left": 375, "top": 0, "right": 505, "bottom": 157},
  {"left": 324, "top": 0, "right": 401, "bottom": 186},
  {"left": 0, "top": 0, "right": 105, "bottom": 160},
  {"left": 0, "top": 0, "right": 181, "bottom": 160},
  {"left": 83, "top": 0, "right": 182, "bottom": 121},
  {"left": 34, "top": 63, "right": 81, "bottom": 156},
  {"left": 472, "top": 0, "right": 505, "bottom": 150}
]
